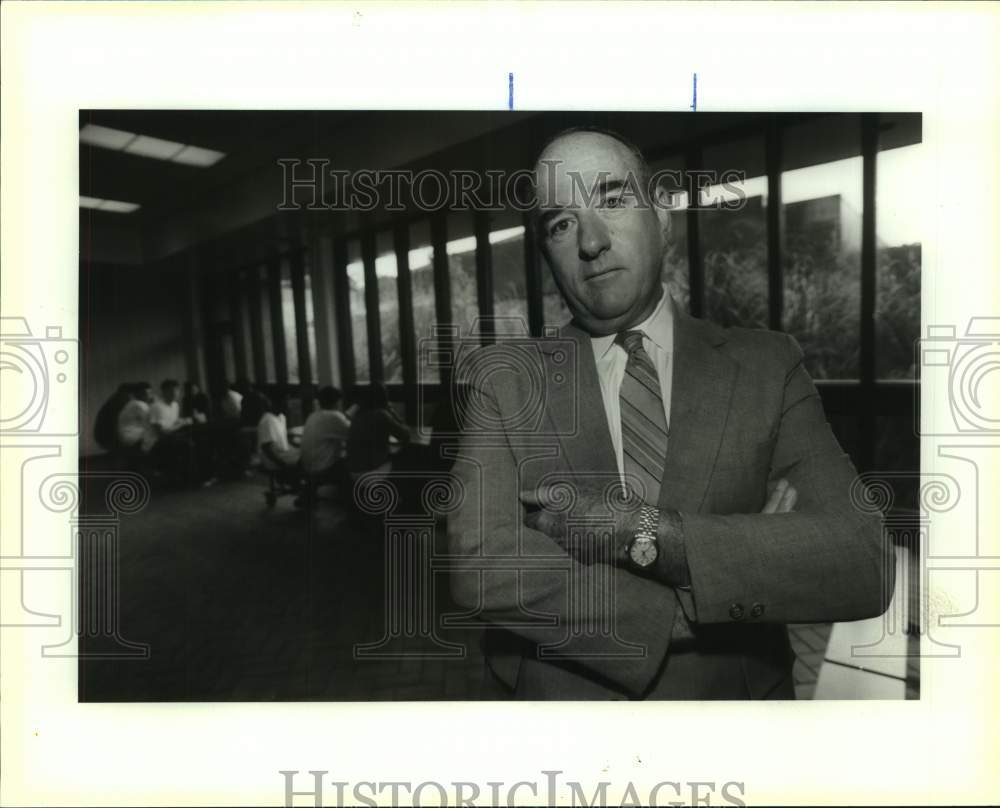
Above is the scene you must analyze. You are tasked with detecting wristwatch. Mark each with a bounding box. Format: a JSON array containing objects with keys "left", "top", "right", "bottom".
[{"left": 627, "top": 505, "right": 660, "bottom": 568}]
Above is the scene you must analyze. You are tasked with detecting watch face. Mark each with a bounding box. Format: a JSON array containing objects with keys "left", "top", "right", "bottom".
[{"left": 629, "top": 536, "right": 658, "bottom": 567}]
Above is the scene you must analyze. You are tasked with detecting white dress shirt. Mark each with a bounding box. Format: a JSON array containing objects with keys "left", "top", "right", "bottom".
[
  {"left": 149, "top": 399, "right": 181, "bottom": 432},
  {"left": 590, "top": 284, "right": 674, "bottom": 480}
]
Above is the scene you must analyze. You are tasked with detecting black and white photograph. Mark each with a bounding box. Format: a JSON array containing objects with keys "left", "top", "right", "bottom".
[{"left": 77, "top": 109, "right": 921, "bottom": 702}]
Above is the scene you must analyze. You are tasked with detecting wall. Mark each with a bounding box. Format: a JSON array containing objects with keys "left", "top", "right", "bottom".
[{"left": 79, "top": 261, "right": 193, "bottom": 456}]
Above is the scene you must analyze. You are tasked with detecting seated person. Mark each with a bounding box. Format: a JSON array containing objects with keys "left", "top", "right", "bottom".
[
  {"left": 256, "top": 394, "right": 300, "bottom": 477},
  {"left": 94, "top": 383, "right": 133, "bottom": 453},
  {"left": 150, "top": 379, "right": 193, "bottom": 435},
  {"left": 238, "top": 380, "right": 265, "bottom": 428},
  {"left": 149, "top": 379, "right": 197, "bottom": 484},
  {"left": 219, "top": 381, "right": 243, "bottom": 422},
  {"left": 301, "top": 385, "right": 351, "bottom": 480},
  {"left": 182, "top": 381, "right": 211, "bottom": 425},
  {"left": 116, "top": 382, "right": 156, "bottom": 456},
  {"left": 346, "top": 382, "right": 410, "bottom": 480}
]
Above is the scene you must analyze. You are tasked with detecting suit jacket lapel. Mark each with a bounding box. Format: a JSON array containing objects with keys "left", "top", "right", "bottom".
[
  {"left": 658, "top": 303, "right": 738, "bottom": 513},
  {"left": 541, "top": 323, "right": 617, "bottom": 476}
]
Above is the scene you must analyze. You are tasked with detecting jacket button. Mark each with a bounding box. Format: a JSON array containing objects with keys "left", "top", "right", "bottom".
[
  {"left": 750, "top": 602, "right": 765, "bottom": 618},
  {"left": 728, "top": 603, "right": 745, "bottom": 620}
]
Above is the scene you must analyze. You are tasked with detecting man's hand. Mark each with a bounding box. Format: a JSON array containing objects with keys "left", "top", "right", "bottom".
[
  {"left": 521, "top": 482, "right": 639, "bottom": 564},
  {"left": 523, "top": 478, "right": 798, "bottom": 565}
]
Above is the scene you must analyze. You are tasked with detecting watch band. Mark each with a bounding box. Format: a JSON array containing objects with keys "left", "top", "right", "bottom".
[
  {"left": 627, "top": 505, "right": 660, "bottom": 568},
  {"left": 635, "top": 505, "right": 660, "bottom": 541}
]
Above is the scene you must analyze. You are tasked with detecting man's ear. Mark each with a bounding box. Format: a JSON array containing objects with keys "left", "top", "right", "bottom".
[{"left": 653, "top": 183, "right": 672, "bottom": 243}]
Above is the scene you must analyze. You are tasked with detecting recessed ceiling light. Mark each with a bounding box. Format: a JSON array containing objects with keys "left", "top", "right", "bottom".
[
  {"left": 79, "top": 196, "right": 141, "bottom": 214},
  {"left": 171, "top": 144, "right": 226, "bottom": 167},
  {"left": 124, "top": 134, "right": 185, "bottom": 161},
  {"left": 80, "top": 123, "right": 136, "bottom": 150},
  {"left": 80, "top": 124, "right": 227, "bottom": 168},
  {"left": 98, "top": 199, "right": 141, "bottom": 214}
]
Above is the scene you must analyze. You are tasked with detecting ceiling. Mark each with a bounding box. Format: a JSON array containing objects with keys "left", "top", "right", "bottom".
[{"left": 79, "top": 110, "right": 360, "bottom": 221}]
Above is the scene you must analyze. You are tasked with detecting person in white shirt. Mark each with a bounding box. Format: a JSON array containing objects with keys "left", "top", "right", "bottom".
[
  {"left": 148, "top": 379, "right": 197, "bottom": 484},
  {"left": 219, "top": 383, "right": 243, "bottom": 421},
  {"left": 257, "top": 394, "right": 300, "bottom": 472},
  {"left": 116, "top": 382, "right": 156, "bottom": 453},
  {"left": 149, "top": 380, "right": 192, "bottom": 436},
  {"left": 300, "top": 386, "right": 351, "bottom": 477}
]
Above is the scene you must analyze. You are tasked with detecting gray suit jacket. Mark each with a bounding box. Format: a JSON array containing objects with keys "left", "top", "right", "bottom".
[{"left": 446, "top": 302, "right": 893, "bottom": 699}]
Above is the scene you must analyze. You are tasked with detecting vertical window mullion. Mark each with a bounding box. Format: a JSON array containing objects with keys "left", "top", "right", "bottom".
[
  {"left": 430, "top": 213, "right": 454, "bottom": 389},
  {"left": 227, "top": 269, "right": 248, "bottom": 381},
  {"left": 684, "top": 146, "right": 705, "bottom": 318},
  {"left": 246, "top": 265, "right": 267, "bottom": 384},
  {"left": 332, "top": 238, "right": 356, "bottom": 391},
  {"left": 523, "top": 211, "right": 544, "bottom": 337},
  {"left": 859, "top": 113, "right": 880, "bottom": 473},
  {"left": 474, "top": 211, "right": 495, "bottom": 345},
  {"left": 766, "top": 118, "right": 784, "bottom": 332},
  {"left": 394, "top": 224, "right": 418, "bottom": 422},
  {"left": 361, "top": 230, "right": 384, "bottom": 382},
  {"left": 289, "top": 247, "right": 314, "bottom": 411}
]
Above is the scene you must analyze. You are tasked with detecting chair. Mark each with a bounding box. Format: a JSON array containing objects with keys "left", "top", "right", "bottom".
[{"left": 263, "top": 466, "right": 301, "bottom": 508}]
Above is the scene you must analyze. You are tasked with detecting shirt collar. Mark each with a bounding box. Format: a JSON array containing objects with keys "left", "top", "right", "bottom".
[{"left": 591, "top": 284, "right": 674, "bottom": 361}]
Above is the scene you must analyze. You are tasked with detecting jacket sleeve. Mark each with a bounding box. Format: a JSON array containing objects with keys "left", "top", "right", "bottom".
[
  {"left": 446, "top": 368, "right": 676, "bottom": 697},
  {"left": 679, "top": 334, "right": 895, "bottom": 625}
]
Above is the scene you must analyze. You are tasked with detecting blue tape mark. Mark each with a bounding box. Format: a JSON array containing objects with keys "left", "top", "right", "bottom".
[
  {"left": 691, "top": 72, "right": 697, "bottom": 112},
  {"left": 508, "top": 72, "right": 514, "bottom": 110}
]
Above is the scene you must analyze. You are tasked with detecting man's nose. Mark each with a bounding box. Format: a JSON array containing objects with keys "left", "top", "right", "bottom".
[{"left": 577, "top": 211, "right": 611, "bottom": 261}]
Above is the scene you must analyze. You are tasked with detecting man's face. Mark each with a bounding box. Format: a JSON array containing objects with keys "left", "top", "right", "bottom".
[
  {"left": 534, "top": 132, "right": 670, "bottom": 336},
  {"left": 163, "top": 386, "right": 177, "bottom": 404}
]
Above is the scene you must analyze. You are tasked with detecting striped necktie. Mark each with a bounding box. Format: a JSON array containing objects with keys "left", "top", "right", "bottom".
[
  {"left": 619, "top": 329, "right": 694, "bottom": 644},
  {"left": 617, "top": 329, "right": 669, "bottom": 505}
]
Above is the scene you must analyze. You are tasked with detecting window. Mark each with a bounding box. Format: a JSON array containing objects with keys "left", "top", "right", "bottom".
[
  {"left": 446, "top": 211, "right": 479, "bottom": 341},
  {"left": 376, "top": 230, "right": 403, "bottom": 383},
  {"left": 876, "top": 142, "right": 922, "bottom": 380},
  {"left": 409, "top": 219, "right": 441, "bottom": 384},
  {"left": 649, "top": 153, "right": 690, "bottom": 312},
  {"left": 220, "top": 332, "right": 236, "bottom": 384},
  {"left": 257, "top": 264, "right": 277, "bottom": 382},
  {"left": 781, "top": 117, "right": 863, "bottom": 380},
  {"left": 700, "top": 136, "right": 769, "bottom": 331},
  {"left": 303, "top": 267, "right": 318, "bottom": 383},
  {"left": 280, "top": 258, "right": 299, "bottom": 383},
  {"left": 488, "top": 210, "right": 529, "bottom": 336},
  {"left": 346, "top": 238, "right": 368, "bottom": 383}
]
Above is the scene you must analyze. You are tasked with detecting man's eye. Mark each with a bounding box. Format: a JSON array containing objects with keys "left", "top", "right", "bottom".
[
  {"left": 603, "top": 194, "right": 625, "bottom": 209},
  {"left": 548, "top": 219, "right": 573, "bottom": 238}
]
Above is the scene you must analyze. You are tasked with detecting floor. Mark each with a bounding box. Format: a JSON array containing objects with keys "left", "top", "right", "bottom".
[{"left": 78, "top": 472, "right": 832, "bottom": 701}]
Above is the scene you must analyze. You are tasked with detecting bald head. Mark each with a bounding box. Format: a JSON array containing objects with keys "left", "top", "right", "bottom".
[
  {"left": 530, "top": 128, "right": 672, "bottom": 337},
  {"left": 533, "top": 129, "right": 651, "bottom": 213}
]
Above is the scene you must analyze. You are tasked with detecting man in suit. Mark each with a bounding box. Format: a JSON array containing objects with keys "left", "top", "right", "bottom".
[{"left": 447, "top": 128, "right": 894, "bottom": 699}]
